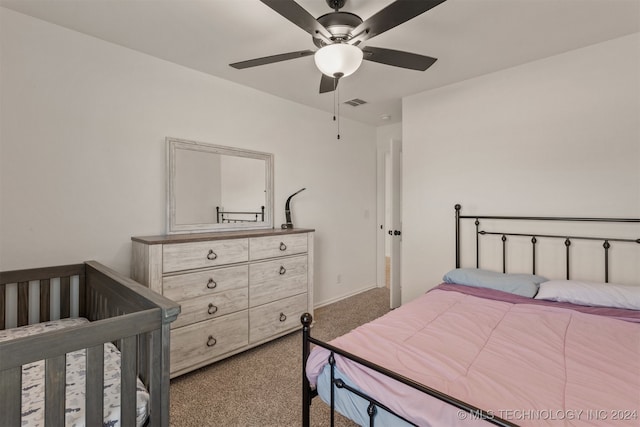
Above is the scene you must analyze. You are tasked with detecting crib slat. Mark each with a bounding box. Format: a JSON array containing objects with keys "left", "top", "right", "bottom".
[
  {"left": 137, "top": 331, "right": 151, "bottom": 386},
  {"left": 60, "top": 276, "right": 71, "bottom": 318},
  {"left": 18, "top": 281, "right": 29, "bottom": 326},
  {"left": 121, "top": 335, "right": 138, "bottom": 426},
  {"left": 0, "top": 366, "right": 21, "bottom": 425},
  {"left": 40, "top": 279, "right": 51, "bottom": 322},
  {"left": 0, "top": 283, "right": 5, "bottom": 330},
  {"left": 148, "top": 328, "right": 163, "bottom": 423},
  {"left": 45, "top": 355, "right": 66, "bottom": 425},
  {"left": 78, "top": 272, "right": 86, "bottom": 317},
  {"left": 86, "top": 344, "right": 105, "bottom": 426},
  {"left": 149, "top": 326, "right": 172, "bottom": 425}
]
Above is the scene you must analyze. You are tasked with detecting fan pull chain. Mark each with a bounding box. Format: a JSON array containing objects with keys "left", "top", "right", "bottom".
[
  {"left": 333, "top": 73, "right": 343, "bottom": 140},
  {"left": 336, "top": 82, "right": 340, "bottom": 140},
  {"left": 333, "top": 80, "right": 336, "bottom": 123}
]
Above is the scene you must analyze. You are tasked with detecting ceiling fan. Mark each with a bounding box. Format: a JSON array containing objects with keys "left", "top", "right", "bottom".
[{"left": 230, "top": 0, "right": 447, "bottom": 94}]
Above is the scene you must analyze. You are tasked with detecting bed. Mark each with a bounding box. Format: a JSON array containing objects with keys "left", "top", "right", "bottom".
[
  {"left": 302, "top": 205, "right": 640, "bottom": 427},
  {"left": 0, "top": 261, "right": 180, "bottom": 426}
]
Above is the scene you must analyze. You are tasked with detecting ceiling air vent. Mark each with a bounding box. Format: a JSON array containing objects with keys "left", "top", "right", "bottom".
[{"left": 344, "top": 98, "right": 367, "bottom": 107}]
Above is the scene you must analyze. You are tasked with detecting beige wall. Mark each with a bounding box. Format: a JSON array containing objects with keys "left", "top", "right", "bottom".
[
  {"left": 402, "top": 33, "right": 640, "bottom": 303},
  {"left": 0, "top": 8, "right": 378, "bottom": 307}
]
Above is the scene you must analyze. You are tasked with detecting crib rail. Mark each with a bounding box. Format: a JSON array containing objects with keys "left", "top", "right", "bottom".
[
  {"left": 0, "top": 261, "right": 180, "bottom": 427},
  {"left": 0, "top": 263, "right": 85, "bottom": 329}
]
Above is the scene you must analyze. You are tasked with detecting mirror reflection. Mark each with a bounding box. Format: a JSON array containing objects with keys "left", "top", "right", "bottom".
[{"left": 167, "top": 138, "right": 273, "bottom": 233}]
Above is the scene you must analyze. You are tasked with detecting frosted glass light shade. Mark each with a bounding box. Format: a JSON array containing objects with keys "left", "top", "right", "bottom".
[{"left": 314, "top": 44, "right": 363, "bottom": 78}]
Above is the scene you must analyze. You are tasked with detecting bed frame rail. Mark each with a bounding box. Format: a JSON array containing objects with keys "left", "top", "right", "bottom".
[
  {"left": 0, "top": 261, "right": 180, "bottom": 427},
  {"left": 301, "top": 314, "right": 516, "bottom": 427}
]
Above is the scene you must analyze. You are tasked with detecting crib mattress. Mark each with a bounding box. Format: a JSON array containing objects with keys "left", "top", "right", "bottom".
[{"left": 0, "top": 317, "right": 149, "bottom": 427}]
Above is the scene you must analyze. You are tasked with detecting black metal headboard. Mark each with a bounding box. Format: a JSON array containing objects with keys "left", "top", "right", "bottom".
[
  {"left": 455, "top": 204, "right": 640, "bottom": 283},
  {"left": 216, "top": 206, "right": 265, "bottom": 224}
]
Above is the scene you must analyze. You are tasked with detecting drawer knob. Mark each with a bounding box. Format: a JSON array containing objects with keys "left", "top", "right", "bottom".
[
  {"left": 279, "top": 242, "right": 287, "bottom": 251},
  {"left": 279, "top": 266, "right": 286, "bottom": 275},
  {"left": 207, "top": 250, "right": 218, "bottom": 260},
  {"left": 207, "top": 336, "right": 217, "bottom": 347},
  {"left": 279, "top": 312, "right": 287, "bottom": 322},
  {"left": 208, "top": 303, "right": 218, "bottom": 315},
  {"left": 207, "top": 278, "right": 217, "bottom": 289}
]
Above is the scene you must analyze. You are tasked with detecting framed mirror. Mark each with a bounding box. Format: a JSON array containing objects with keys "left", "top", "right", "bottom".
[{"left": 167, "top": 137, "right": 274, "bottom": 234}]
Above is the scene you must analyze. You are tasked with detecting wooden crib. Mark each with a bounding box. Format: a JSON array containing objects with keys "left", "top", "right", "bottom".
[{"left": 0, "top": 261, "right": 180, "bottom": 426}]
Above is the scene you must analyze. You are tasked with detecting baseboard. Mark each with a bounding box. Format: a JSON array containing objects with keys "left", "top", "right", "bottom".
[{"left": 314, "top": 284, "right": 380, "bottom": 309}]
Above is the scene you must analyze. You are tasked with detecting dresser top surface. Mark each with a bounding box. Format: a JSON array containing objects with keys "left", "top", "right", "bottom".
[{"left": 132, "top": 228, "right": 315, "bottom": 245}]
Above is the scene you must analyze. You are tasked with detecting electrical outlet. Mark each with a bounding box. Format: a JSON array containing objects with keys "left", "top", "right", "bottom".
[{"left": 337, "top": 274, "right": 342, "bottom": 285}]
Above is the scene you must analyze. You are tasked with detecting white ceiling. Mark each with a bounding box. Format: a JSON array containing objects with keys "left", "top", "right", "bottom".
[{"left": 2, "top": 0, "right": 639, "bottom": 126}]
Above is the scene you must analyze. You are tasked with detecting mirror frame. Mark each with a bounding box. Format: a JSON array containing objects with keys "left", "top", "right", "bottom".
[{"left": 166, "top": 137, "right": 274, "bottom": 234}]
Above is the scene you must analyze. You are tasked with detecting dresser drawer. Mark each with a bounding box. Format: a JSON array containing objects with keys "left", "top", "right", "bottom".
[
  {"left": 170, "top": 311, "right": 248, "bottom": 374},
  {"left": 249, "top": 234, "right": 307, "bottom": 260},
  {"left": 171, "top": 288, "right": 248, "bottom": 329},
  {"left": 249, "top": 255, "right": 307, "bottom": 306},
  {"left": 163, "top": 239, "right": 248, "bottom": 273},
  {"left": 249, "top": 293, "right": 307, "bottom": 344},
  {"left": 163, "top": 265, "right": 248, "bottom": 301}
]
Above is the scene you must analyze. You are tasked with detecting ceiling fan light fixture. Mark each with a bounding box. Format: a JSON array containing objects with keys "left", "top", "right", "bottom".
[{"left": 314, "top": 43, "right": 363, "bottom": 78}]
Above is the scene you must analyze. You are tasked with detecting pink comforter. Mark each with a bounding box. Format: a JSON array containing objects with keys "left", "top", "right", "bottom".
[{"left": 306, "top": 285, "right": 640, "bottom": 426}]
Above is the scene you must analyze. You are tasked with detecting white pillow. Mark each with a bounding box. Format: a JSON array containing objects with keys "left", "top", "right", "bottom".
[{"left": 535, "top": 280, "right": 640, "bottom": 310}]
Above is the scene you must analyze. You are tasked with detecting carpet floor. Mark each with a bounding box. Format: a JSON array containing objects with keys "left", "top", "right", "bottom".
[{"left": 169, "top": 286, "right": 390, "bottom": 427}]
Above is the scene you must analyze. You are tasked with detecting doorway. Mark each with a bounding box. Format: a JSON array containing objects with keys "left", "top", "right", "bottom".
[{"left": 377, "top": 139, "right": 401, "bottom": 309}]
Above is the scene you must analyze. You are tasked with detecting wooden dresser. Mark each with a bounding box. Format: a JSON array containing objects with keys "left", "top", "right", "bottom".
[{"left": 131, "top": 228, "right": 314, "bottom": 377}]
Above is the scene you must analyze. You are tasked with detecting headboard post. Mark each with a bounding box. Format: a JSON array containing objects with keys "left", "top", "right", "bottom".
[
  {"left": 564, "top": 238, "right": 572, "bottom": 279},
  {"left": 603, "top": 240, "right": 610, "bottom": 283},
  {"left": 531, "top": 236, "right": 537, "bottom": 274},
  {"left": 455, "top": 204, "right": 461, "bottom": 268},
  {"left": 501, "top": 235, "right": 507, "bottom": 273},
  {"left": 475, "top": 219, "right": 480, "bottom": 268}
]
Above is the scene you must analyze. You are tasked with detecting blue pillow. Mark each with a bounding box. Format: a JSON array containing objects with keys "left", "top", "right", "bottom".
[{"left": 443, "top": 268, "right": 547, "bottom": 298}]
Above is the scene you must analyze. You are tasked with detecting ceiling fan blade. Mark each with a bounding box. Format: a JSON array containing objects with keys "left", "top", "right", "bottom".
[
  {"left": 362, "top": 46, "right": 437, "bottom": 71},
  {"left": 351, "top": 0, "right": 447, "bottom": 44},
  {"left": 319, "top": 74, "right": 339, "bottom": 94},
  {"left": 230, "top": 50, "right": 314, "bottom": 69},
  {"left": 260, "top": 0, "right": 332, "bottom": 40}
]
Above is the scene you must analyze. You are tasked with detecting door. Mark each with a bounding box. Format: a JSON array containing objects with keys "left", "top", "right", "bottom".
[
  {"left": 388, "top": 139, "right": 402, "bottom": 309},
  {"left": 377, "top": 139, "right": 402, "bottom": 309}
]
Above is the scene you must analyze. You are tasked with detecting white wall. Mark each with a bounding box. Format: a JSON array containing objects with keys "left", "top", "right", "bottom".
[
  {"left": 0, "top": 8, "right": 378, "bottom": 306},
  {"left": 402, "top": 33, "right": 640, "bottom": 303}
]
